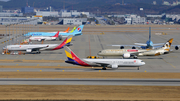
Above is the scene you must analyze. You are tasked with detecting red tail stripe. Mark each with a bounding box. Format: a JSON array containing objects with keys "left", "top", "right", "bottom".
[
  {"left": 71, "top": 51, "right": 90, "bottom": 66},
  {"left": 52, "top": 38, "right": 67, "bottom": 50}
]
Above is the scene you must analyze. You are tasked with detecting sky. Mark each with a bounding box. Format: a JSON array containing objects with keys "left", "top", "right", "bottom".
[{"left": 0, "top": 0, "right": 10, "bottom": 2}]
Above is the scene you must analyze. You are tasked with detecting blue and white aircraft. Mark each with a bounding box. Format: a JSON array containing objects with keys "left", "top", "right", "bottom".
[
  {"left": 111, "top": 27, "right": 164, "bottom": 49},
  {"left": 24, "top": 25, "right": 84, "bottom": 40}
]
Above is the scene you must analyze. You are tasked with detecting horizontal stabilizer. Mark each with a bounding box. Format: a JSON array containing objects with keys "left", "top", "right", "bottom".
[
  {"left": 134, "top": 43, "right": 147, "bottom": 46},
  {"left": 153, "top": 43, "right": 165, "bottom": 46}
]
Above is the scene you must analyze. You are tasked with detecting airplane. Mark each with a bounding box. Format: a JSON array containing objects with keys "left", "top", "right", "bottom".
[
  {"left": 29, "top": 31, "right": 59, "bottom": 42},
  {"left": 2, "top": 35, "right": 73, "bottom": 54},
  {"left": 64, "top": 46, "right": 145, "bottom": 70},
  {"left": 98, "top": 38, "right": 173, "bottom": 59},
  {"left": 111, "top": 27, "right": 165, "bottom": 49},
  {"left": 24, "top": 25, "right": 84, "bottom": 40}
]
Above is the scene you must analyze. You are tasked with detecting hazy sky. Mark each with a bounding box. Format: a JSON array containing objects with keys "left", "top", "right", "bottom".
[{"left": 0, "top": 0, "right": 10, "bottom": 2}]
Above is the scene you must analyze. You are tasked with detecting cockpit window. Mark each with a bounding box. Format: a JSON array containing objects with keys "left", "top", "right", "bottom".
[{"left": 141, "top": 61, "right": 144, "bottom": 62}]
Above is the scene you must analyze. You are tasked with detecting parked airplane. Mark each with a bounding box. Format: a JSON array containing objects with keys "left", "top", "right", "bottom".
[
  {"left": 29, "top": 31, "right": 59, "bottom": 42},
  {"left": 64, "top": 46, "right": 145, "bottom": 70},
  {"left": 111, "top": 27, "right": 164, "bottom": 49},
  {"left": 2, "top": 35, "right": 73, "bottom": 54},
  {"left": 98, "top": 38, "right": 173, "bottom": 58},
  {"left": 24, "top": 25, "right": 84, "bottom": 39}
]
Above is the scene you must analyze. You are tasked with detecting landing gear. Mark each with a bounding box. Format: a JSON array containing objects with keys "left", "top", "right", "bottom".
[
  {"left": 134, "top": 56, "right": 138, "bottom": 59},
  {"left": 102, "top": 66, "right": 106, "bottom": 70},
  {"left": 137, "top": 67, "right": 140, "bottom": 70},
  {"left": 36, "top": 51, "right": 41, "bottom": 54}
]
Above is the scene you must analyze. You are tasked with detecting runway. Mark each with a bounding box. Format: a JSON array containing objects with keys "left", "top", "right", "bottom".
[
  {"left": 1, "top": 78, "right": 180, "bottom": 86},
  {"left": 0, "top": 67, "right": 180, "bottom": 72}
]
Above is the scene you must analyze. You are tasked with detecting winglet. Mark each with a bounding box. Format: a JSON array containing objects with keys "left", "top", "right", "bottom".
[
  {"left": 52, "top": 35, "right": 73, "bottom": 50},
  {"left": 52, "top": 31, "right": 59, "bottom": 37},
  {"left": 64, "top": 27, "right": 70, "bottom": 32}
]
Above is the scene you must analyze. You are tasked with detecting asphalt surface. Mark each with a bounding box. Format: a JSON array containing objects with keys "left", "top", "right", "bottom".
[
  {"left": 0, "top": 26, "right": 180, "bottom": 87},
  {"left": 0, "top": 78, "right": 180, "bottom": 86},
  {"left": 0, "top": 67, "right": 180, "bottom": 72},
  {"left": 0, "top": 29, "right": 180, "bottom": 72}
]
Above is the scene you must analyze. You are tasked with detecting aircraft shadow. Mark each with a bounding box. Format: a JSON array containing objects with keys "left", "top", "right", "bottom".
[{"left": 137, "top": 57, "right": 163, "bottom": 59}]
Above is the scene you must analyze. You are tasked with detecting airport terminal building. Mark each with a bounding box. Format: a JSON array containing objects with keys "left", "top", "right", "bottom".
[
  {"left": 0, "top": 16, "right": 43, "bottom": 25},
  {"left": 59, "top": 18, "right": 87, "bottom": 25}
]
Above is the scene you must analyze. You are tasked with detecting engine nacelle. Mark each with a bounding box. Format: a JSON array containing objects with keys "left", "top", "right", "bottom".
[
  {"left": 120, "top": 46, "right": 124, "bottom": 49},
  {"left": 111, "top": 64, "right": 118, "bottom": 68},
  {"left": 26, "top": 49, "right": 32, "bottom": 52},
  {"left": 38, "top": 39, "right": 41, "bottom": 42},
  {"left": 123, "top": 53, "right": 131, "bottom": 58},
  {"left": 107, "top": 64, "right": 118, "bottom": 68},
  {"left": 175, "top": 46, "right": 179, "bottom": 50},
  {"left": 132, "top": 46, "right": 136, "bottom": 49}
]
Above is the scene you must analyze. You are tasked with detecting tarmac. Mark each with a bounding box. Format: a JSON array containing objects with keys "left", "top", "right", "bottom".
[
  {"left": 0, "top": 78, "right": 180, "bottom": 86},
  {"left": 0, "top": 25, "right": 180, "bottom": 86}
]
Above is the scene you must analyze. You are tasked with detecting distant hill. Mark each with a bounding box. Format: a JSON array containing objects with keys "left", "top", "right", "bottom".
[{"left": 0, "top": 0, "right": 179, "bottom": 15}]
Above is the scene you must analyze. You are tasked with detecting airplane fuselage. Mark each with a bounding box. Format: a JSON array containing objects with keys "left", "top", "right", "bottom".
[
  {"left": 98, "top": 48, "right": 168, "bottom": 57},
  {"left": 29, "top": 36, "right": 57, "bottom": 41},
  {"left": 66, "top": 58, "right": 145, "bottom": 68}
]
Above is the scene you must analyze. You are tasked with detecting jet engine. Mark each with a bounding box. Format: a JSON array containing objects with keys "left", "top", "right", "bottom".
[
  {"left": 26, "top": 49, "right": 32, "bottom": 52},
  {"left": 107, "top": 64, "right": 118, "bottom": 68},
  {"left": 38, "top": 39, "right": 42, "bottom": 42},
  {"left": 123, "top": 53, "right": 131, "bottom": 58},
  {"left": 175, "top": 46, "right": 179, "bottom": 50},
  {"left": 132, "top": 46, "right": 136, "bottom": 49},
  {"left": 120, "top": 46, "right": 124, "bottom": 49},
  {"left": 59, "top": 35, "right": 63, "bottom": 40}
]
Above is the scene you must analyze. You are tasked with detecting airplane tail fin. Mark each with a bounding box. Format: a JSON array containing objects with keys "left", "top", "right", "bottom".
[
  {"left": 72, "top": 25, "right": 84, "bottom": 35},
  {"left": 64, "top": 46, "right": 90, "bottom": 66},
  {"left": 149, "top": 27, "right": 151, "bottom": 41},
  {"left": 64, "top": 27, "right": 70, "bottom": 32},
  {"left": 52, "top": 35, "right": 73, "bottom": 50},
  {"left": 52, "top": 31, "right": 59, "bottom": 37},
  {"left": 70, "top": 26, "right": 76, "bottom": 33},
  {"left": 162, "top": 38, "right": 173, "bottom": 50}
]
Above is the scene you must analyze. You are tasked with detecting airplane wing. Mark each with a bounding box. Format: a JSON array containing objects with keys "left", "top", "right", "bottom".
[
  {"left": 171, "top": 45, "right": 180, "bottom": 47},
  {"left": 30, "top": 45, "right": 49, "bottom": 51},
  {"left": 110, "top": 45, "right": 143, "bottom": 48},
  {"left": 153, "top": 43, "right": 164, "bottom": 46},
  {"left": 134, "top": 43, "right": 147, "bottom": 46},
  {"left": 93, "top": 61, "right": 111, "bottom": 66}
]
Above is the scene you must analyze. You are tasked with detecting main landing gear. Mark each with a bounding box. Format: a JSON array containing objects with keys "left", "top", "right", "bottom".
[
  {"left": 137, "top": 67, "right": 140, "bottom": 70},
  {"left": 36, "top": 51, "right": 41, "bottom": 54},
  {"left": 102, "top": 66, "right": 106, "bottom": 70}
]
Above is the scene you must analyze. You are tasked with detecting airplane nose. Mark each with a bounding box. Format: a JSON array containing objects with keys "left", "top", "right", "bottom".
[{"left": 142, "top": 62, "right": 145, "bottom": 65}]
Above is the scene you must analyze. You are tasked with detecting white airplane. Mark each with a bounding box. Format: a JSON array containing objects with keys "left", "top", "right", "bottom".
[
  {"left": 98, "top": 38, "right": 174, "bottom": 59},
  {"left": 64, "top": 46, "right": 145, "bottom": 70},
  {"left": 2, "top": 35, "right": 73, "bottom": 54},
  {"left": 29, "top": 31, "right": 59, "bottom": 42},
  {"left": 111, "top": 27, "right": 165, "bottom": 49}
]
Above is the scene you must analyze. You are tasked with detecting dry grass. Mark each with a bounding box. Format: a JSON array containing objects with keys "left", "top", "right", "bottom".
[
  {"left": 1, "top": 72, "right": 180, "bottom": 79},
  {"left": 0, "top": 85, "right": 180, "bottom": 100},
  {"left": 0, "top": 59, "right": 64, "bottom": 63}
]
